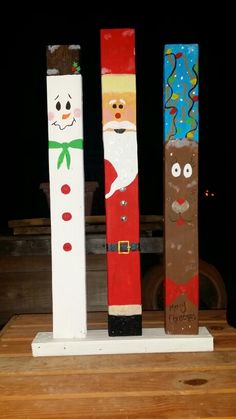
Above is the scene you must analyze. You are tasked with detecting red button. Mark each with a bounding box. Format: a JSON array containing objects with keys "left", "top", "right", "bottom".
[
  {"left": 63, "top": 243, "right": 72, "bottom": 251},
  {"left": 61, "top": 184, "right": 71, "bottom": 194},
  {"left": 62, "top": 212, "right": 72, "bottom": 221}
]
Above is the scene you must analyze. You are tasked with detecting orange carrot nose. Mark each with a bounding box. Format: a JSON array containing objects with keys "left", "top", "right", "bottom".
[
  {"left": 177, "top": 198, "right": 185, "bottom": 205},
  {"left": 62, "top": 113, "right": 71, "bottom": 120}
]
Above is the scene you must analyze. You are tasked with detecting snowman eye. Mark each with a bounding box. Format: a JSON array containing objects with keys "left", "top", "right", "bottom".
[
  {"left": 56, "top": 101, "right": 61, "bottom": 111},
  {"left": 66, "top": 101, "right": 71, "bottom": 110},
  {"left": 183, "top": 163, "right": 192, "bottom": 178},
  {"left": 171, "top": 162, "right": 181, "bottom": 177}
]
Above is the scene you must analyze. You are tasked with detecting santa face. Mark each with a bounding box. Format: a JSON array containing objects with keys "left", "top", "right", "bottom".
[
  {"left": 47, "top": 75, "right": 82, "bottom": 141},
  {"left": 102, "top": 92, "right": 138, "bottom": 198},
  {"left": 102, "top": 92, "right": 136, "bottom": 127}
]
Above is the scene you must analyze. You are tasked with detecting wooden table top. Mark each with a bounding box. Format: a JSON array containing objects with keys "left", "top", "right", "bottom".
[{"left": 0, "top": 310, "right": 236, "bottom": 418}]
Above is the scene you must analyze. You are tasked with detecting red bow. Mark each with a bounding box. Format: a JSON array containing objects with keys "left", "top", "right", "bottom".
[{"left": 165, "top": 275, "right": 198, "bottom": 306}]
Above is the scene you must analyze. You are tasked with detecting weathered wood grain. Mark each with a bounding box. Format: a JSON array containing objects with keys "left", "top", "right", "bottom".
[{"left": 0, "top": 311, "right": 236, "bottom": 418}]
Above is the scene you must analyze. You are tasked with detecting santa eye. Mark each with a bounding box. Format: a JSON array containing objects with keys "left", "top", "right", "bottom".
[
  {"left": 66, "top": 101, "right": 71, "bottom": 110},
  {"left": 112, "top": 104, "right": 117, "bottom": 109},
  {"left": 56, "top": 101, "right": 61, "bottom": 111},
  {"left": 171, "top": 162, "right": 181, "bottom": 177},
  {"left": 183, "top": 163, "right": 192, "bottom": 178},
  {"left": 119, "top": 104, "right": 123, "bottom": 109}
]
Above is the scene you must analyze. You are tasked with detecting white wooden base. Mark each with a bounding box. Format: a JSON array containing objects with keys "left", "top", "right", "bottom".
[{"left": 32, "top": 327, "right": 213, "bottom": 356}]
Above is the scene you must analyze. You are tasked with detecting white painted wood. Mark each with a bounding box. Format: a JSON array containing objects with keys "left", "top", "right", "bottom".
[
  {"left": 47, "top": 74, "right": 86, "bottom": 338},
  {"left": 32, "top": 327, "right": 213, "bottom": 356}
]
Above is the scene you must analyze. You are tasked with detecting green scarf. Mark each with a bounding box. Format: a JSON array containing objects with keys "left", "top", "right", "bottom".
[{"left": 48, "top": 139, "right": 83, "bottom": 169}]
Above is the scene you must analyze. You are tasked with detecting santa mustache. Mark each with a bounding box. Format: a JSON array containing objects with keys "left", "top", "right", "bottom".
[{"left": 103, "top": 120, "right": 136, "bottom": 132}]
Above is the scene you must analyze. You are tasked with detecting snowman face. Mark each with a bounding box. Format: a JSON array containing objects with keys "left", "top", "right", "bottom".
[
  {"left": 47, "top": 75, "right": 82, "bottom": 139},
  {"left": 48, "top": 92, "right": 80, "bottom": 130}
]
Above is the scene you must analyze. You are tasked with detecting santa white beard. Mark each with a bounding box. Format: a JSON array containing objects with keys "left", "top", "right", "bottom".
[{"left": 103, "top": 121, "right": 138, "bottom": 199}]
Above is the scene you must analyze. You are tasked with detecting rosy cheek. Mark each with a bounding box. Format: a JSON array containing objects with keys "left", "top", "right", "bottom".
[
  {"left": 125, "top": 108, "right": 136, "bottom": 124},
  {"left": 74, "top": 108, "right": 81, "bottom": 118},
  {"left": 103, "top": 108, "right": 113, "bottom": 123},
  {"left": 48, "top": 111, "right": 55, "bottom": 121}
]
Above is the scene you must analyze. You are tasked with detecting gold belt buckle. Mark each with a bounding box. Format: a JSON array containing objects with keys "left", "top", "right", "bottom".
[{"left": 118, "top": 240, "right": 130, "bottom": 254}]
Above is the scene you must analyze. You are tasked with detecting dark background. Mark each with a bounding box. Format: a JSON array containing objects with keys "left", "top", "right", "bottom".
[{"left": 1, "top": 8, "right": 232, "bottom": 293}]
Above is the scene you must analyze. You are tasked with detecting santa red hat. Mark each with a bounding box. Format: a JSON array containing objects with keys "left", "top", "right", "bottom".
[{"left": 101, "top": 28, "right": 136, "bottom": 75}]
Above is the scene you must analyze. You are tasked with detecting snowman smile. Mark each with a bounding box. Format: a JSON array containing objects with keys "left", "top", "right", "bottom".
[{"left": 52, "top": 117, "right": 76, "bottom": 130}]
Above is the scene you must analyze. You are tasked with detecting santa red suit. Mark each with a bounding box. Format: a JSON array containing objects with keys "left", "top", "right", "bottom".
[{"left": 101, "top": 28, "right": 142, "bottom": 336}]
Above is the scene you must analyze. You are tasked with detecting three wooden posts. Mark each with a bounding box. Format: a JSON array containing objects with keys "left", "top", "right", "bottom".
[{"left": 32, "top": 30, "right": 213, "bottom": 356}]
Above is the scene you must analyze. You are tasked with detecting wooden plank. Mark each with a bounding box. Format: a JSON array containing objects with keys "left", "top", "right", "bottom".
[
  {"left": 0, "top": 311, "right": 236, "bottom": 356},
  {"left": 0, "top": 254, "right": 107, "bottom": 328},
  {"left": 1, "top": 310, "right": 227, "bottom": 329},
  {"left": 0, "top": 256, "right": 51, "bottom": 272},
  {"left": 86, "top": 254, "right": 106, "bottom": 271},
  {"left": 46, "top": 45, "right": 87, "bottom": 340},
  {"left": 0, "top": 394, "right": 235, "bottom": 418},
  {"left": 0, "top": 369, "right": 235, "bottom": 397},
  {"left": 8, "top": 215, "right": 163, "bottom": 226},
  {"left": 86, "top": 271, "right": 107, "bottom": 312},
  {"left": 8, "top": 218, "right": 50, "bottom": 227},
  {"left": 101, "top": 28, "right": 142, "bottom": 336},
  {"left": 1, "top": 351, "right": 236, "bottom": 375},
  {"left": 164, "top": 44, "right": 199, "bottom": 334},
  {"left": 0, "top": 310, "right": 229, "bottom": 345},
  {"left": 86, "top": 237, "right": 164, "bottom": 254},
  {"left": 2, "top": 311, "right": 235, "bottom": 352},
  {"left": 0, "top": 236, "right": 51, "bottom": 256},
  {"left": 0, "top": 311, "right": 236, "bottom": 418},
  {"left": 0, "top": 254, "right": 105, "bottom": 272},
  {"left": 0, "top": 272, "right": 52, "bottom": 310},
  {"left": 0, "top": 235, "right": 163, "bottom": 255},
  {"left": 12, "top": 226, "right": 51, "bottom": 235}
]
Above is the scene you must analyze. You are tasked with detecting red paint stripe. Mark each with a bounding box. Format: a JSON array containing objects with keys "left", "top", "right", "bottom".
[
  {"left": 165, "top": 275, "right": 199, "bottom": 306},
  {"left": 101, "top": 28, "right": 135, "bottom": 74}
]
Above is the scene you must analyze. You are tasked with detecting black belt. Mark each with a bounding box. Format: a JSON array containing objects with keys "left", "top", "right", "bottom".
[{"left": 106, "top": 241, "right": 140, "bottom": 254}]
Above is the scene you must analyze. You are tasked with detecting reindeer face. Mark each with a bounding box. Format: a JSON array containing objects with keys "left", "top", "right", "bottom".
[{"left": 165, "top": 139, "right": 198, "bottom": 226}]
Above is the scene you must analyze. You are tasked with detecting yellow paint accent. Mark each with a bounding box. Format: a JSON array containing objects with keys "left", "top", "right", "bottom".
[
  {"left": 102, "top": 75, "right": 136, "bottom": 93},
  {"left": 166, "top": 48, "right": 172, "bottom": 54},
  {"left": 190, "top": 77, "right": 197, "bottom": 85},
  {"left": 187, "top": 132, "right": 194, "bottom": 139},
  {"left": 171, "top": 93, "right": 179, "bottom": 100}
]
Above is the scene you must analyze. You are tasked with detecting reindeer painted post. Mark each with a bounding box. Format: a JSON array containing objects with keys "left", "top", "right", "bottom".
[{"left": 164, "top": 44, "right": 199, "bottom": 334}]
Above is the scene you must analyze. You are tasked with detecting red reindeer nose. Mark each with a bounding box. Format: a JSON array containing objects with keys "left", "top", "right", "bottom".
[
  {"left": 177, "top": 198, "right": 185, "bottom": 205},
  {"left": 115, "top": 112, "right": 121, "bottom": 119}
]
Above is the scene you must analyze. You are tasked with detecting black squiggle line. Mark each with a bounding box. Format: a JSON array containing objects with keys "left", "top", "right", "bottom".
[
  {"left": 186, "top": 64, "right": 198, "bottom": 138},
  {"left": 164, "top": 53, "right": 177, "bottom": 141},
  {"left": 52, "top": 117, "right": 76, "bottom": 131}
]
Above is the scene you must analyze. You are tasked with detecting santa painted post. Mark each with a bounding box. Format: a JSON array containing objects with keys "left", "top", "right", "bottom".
[
  {"left": 101, "top": 29, "right": 142, "bottom": 336},
  {"left": 164, "top": 44, "right": 199, "bottom": 334},
  {"left": 47, "top": 45, "right": 86, "bottom": 339}
]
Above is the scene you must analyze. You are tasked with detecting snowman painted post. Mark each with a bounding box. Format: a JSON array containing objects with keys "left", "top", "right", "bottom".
[
  {"left": 100, "top": 29, "right": 142, "bottom": 336},
  {"left": 47, "top": 45, "right": 86, "bottom": 339},
  {"left": 164, "top": 44, "right": 199, "bottom": 334}
]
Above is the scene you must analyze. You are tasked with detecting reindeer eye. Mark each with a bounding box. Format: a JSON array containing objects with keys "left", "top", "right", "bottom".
[
  {"left": 183, "top": 163, "right": 192, "bottom": 178},
  {"left": 171, "top": 162, "right": 181, "bottom": 177}
]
